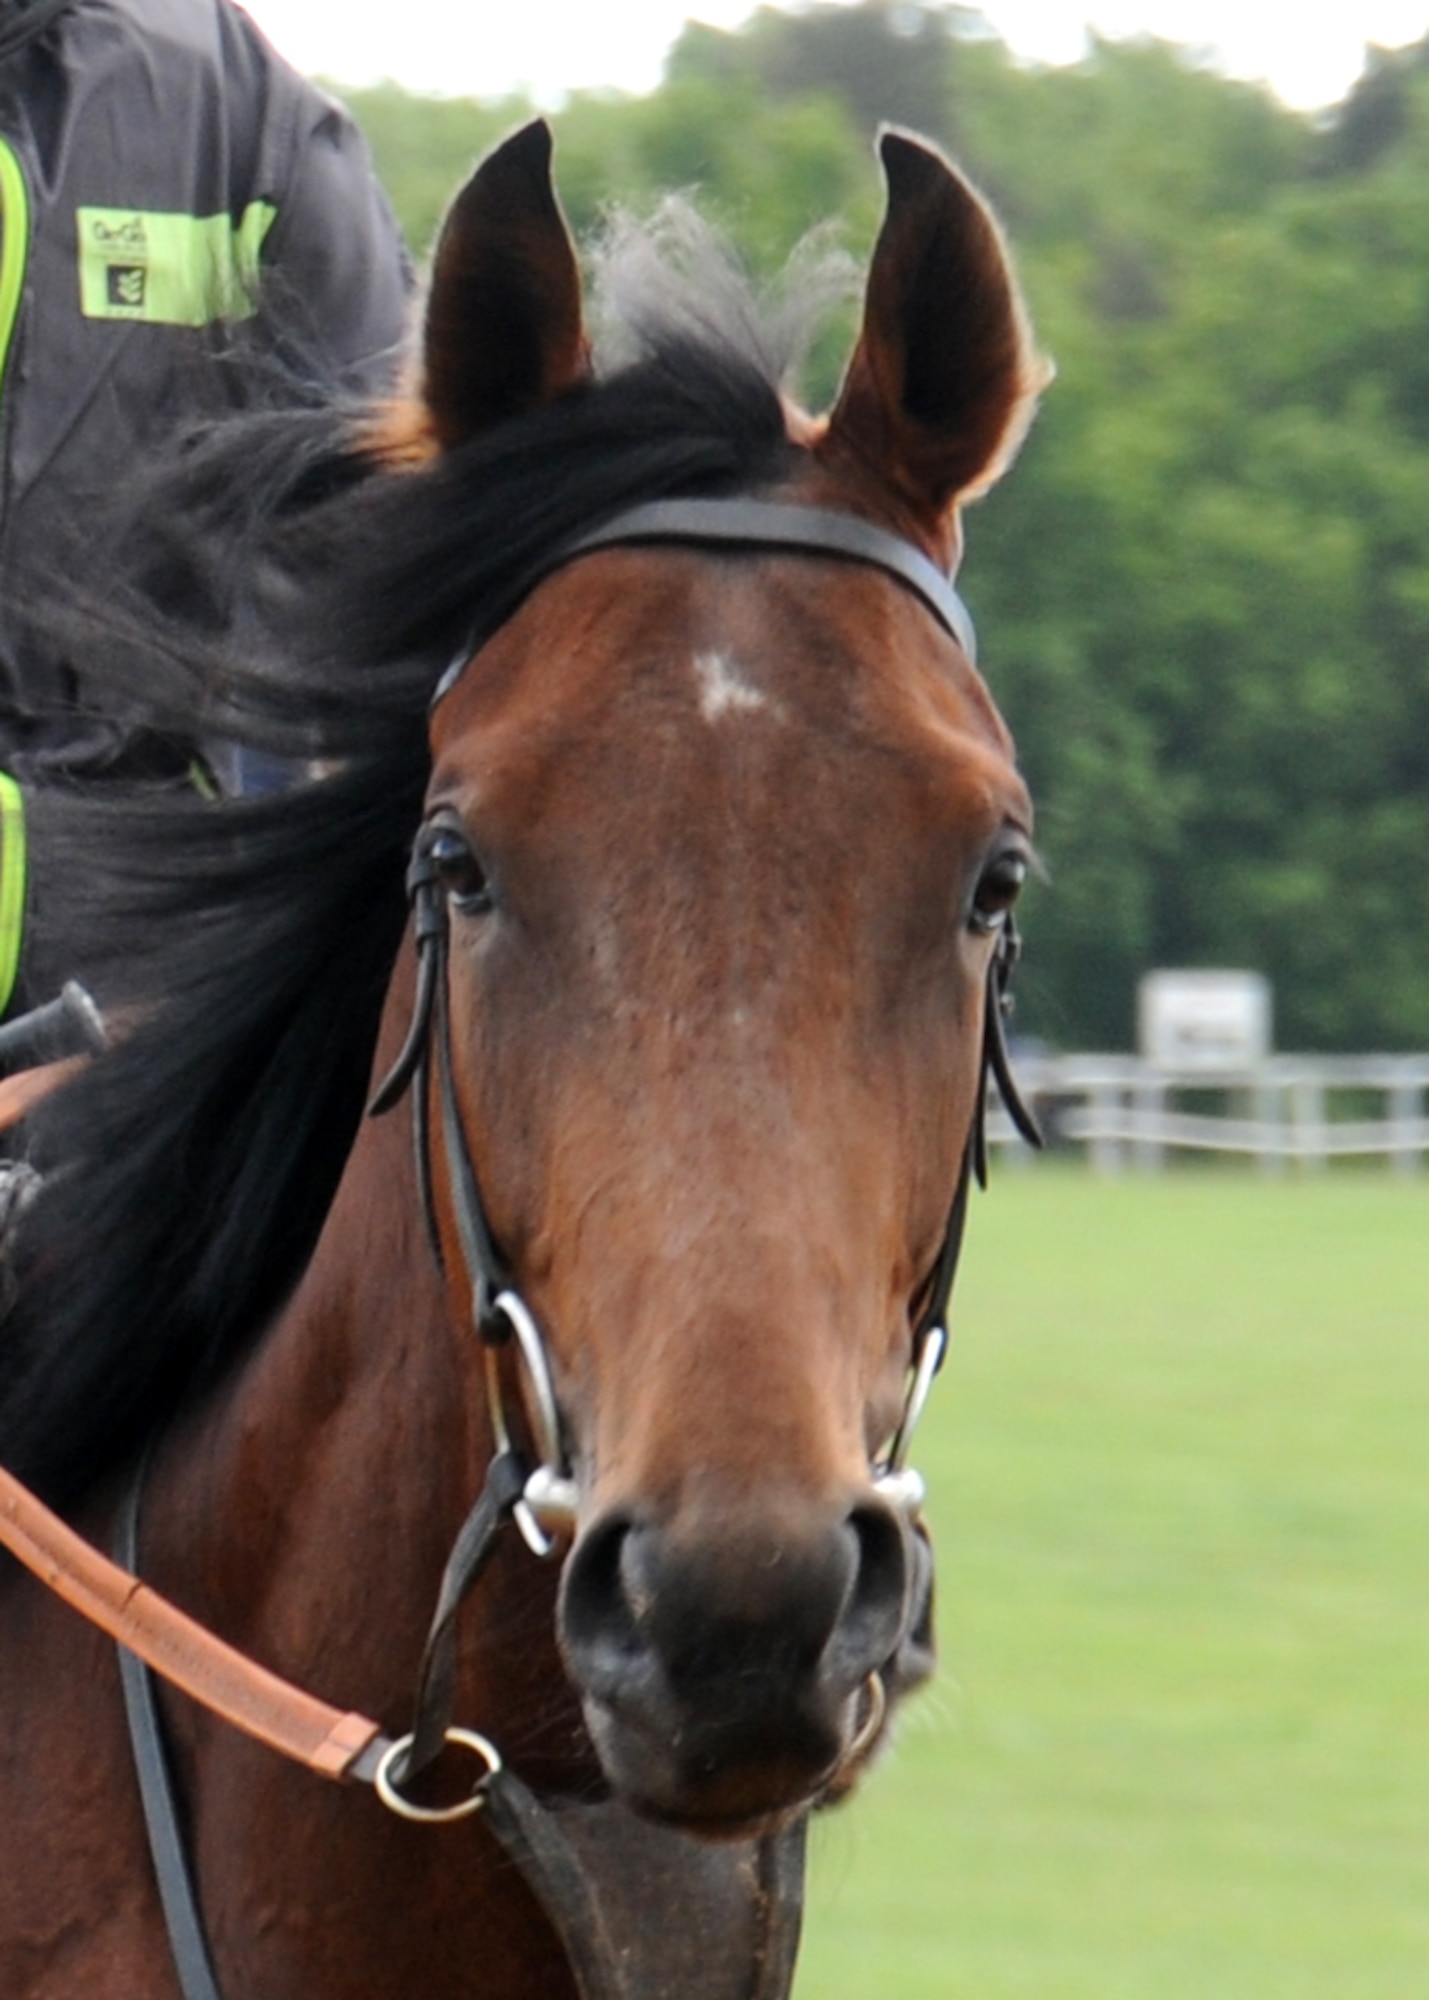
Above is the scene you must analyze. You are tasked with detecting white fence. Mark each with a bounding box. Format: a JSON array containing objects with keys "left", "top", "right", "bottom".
[{"left": 989, "top": 1053, "right": 1429, "bottom": 1175}]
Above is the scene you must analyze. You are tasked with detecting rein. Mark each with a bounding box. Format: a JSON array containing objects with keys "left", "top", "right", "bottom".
[{"left": 0, "top": 495, "right": 1040, "bottom": 2000}]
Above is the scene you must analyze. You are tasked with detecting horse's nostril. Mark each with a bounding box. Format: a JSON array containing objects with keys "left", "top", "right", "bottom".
[
  {"left": 827, "top": 1499, "right": 911, "bottom": 1687},
  {"left": 625, "top": 1512, "right": 859, "bottom": 1683},
  {"left": 558, "top": 1495, "right": 918, "bottom": 1824},
  {"left": 559, "top": 1512, "right": 645, "bottom": 1698},
  {"left": 561, "top": 1496, "right": 910, "bottom": 1714}
]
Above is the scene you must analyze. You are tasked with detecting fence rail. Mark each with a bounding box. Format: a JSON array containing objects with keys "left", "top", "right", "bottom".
[{"left": 989, "top": 1053, "right": 1429, "bottom": 1174}]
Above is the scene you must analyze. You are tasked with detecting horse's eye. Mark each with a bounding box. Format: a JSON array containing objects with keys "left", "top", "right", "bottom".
[
  {"left": 970, "top": 848, "right": 1027, "bottom": 934},
  {"left": 429, "top": 825, "right": 492, "bottom": 915}
]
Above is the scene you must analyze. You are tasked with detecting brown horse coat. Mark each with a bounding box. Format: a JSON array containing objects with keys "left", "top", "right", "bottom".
[{"left": 0, "top": 122, "right": 1043, "bottom": 1996}]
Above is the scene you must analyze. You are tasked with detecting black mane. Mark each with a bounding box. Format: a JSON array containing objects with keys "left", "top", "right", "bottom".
[{"left": 0, "top": 246, "right": 803, "bottom": 1507}]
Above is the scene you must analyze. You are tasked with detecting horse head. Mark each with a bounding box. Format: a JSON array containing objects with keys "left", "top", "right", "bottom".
[{"left": 400, "top": 121, "right": 1043, "bottom": 1836}]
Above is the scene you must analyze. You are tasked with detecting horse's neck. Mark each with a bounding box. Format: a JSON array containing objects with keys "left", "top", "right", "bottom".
[{"left": 142, "top": 976, "right": 567, "bottom": 1745}]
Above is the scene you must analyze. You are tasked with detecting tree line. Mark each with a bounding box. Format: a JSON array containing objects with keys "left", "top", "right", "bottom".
[{"left": 335, "top": 7, "right": 1429, "bottom": 1052}]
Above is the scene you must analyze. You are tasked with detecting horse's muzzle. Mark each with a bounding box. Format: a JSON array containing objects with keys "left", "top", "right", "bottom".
[{"left": 558, "top": 1490, "right": 929, "bottom": 1832}]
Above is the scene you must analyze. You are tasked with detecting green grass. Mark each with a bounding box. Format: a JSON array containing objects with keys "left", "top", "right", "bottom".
[{"left": 795, "top": 1165, "right": 1429, "bottom": 1999}]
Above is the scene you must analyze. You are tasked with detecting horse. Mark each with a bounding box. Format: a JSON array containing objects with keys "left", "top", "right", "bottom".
[{"left": 0, "top": 120, "right": 1045, "bottom": 1998}]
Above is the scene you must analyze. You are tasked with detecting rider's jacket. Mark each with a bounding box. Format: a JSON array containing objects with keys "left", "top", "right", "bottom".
[{"left": 0, "top": 0, "right": 410, "bottom": 775}]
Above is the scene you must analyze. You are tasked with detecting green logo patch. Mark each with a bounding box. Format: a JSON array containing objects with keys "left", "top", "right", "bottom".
[{"left": 76, "top": 201, "right": 277, "bottom": 326}]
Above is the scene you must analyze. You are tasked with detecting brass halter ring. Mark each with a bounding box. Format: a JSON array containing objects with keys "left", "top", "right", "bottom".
[{"left": 373, "top": 1727, "right": 503, "bottom": 1823}]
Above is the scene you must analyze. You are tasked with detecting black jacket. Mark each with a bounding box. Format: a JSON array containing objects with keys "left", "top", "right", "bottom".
[{"left": 0, "top": 0, "right": 411, "bottom": 770}]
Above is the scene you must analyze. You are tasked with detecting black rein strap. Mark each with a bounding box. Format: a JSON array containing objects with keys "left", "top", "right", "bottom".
[{"left": 115, "top": 1470, "right": 227, "bottom": 2000}]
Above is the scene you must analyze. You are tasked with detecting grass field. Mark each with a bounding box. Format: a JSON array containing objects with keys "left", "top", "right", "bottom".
[{"left": 793, "top": 1165, "right": 1428, "bottom": 1999}]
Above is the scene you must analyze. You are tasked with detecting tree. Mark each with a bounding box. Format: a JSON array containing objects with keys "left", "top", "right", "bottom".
[
  {"left": 668, "top": 3, "right": 959, "bottom": 140},
  {"left": 966, "top": 50, "right": 1429, "bottom": 1047},
  {"left": 333, "top": 24, "right": 1429, "bottom": 1050}
]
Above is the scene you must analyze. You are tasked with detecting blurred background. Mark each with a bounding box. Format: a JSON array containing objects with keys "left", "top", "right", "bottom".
[
  {"left": 237, "top": 5, "right": 1427, "bottom": 1992},
  {"left": 246, "top": 0, "right": 1429, "bottom": 1060},
  {"left": 799, "top": 1164, "right": 1425, "bottom": 1999}
]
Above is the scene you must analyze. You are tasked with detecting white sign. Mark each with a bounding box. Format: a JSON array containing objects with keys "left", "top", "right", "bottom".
[{"left": 1138, "top": 970, "right": 1272, "bottom": 1072}]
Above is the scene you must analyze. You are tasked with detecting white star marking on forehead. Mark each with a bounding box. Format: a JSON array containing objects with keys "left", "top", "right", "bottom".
[{"left": 693, "top": 650, "right": 772, "bottom": 722}]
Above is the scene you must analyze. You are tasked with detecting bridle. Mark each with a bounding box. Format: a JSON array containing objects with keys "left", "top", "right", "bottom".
[
  {"left": 361, "top": 492, "right": 1043, "bottom": 1773},
  {"left": 376, "top": 491, "right": 1040, "bottom": 1542},
  {"left": 1, "top": 494, "right": 1041, "bottom": 2000},
  {"left": 362, "top": 495, "right": 1044, "bottom": 1786}
]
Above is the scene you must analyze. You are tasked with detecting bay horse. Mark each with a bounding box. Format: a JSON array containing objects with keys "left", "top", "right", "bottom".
[{"left": 0, "top": 122, "right": 1044, "bottom": 1997}]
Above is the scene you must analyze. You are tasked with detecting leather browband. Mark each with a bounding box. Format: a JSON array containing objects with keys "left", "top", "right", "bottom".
[{"left": 434, "top": 497, "right": 977, "bottom": 704}]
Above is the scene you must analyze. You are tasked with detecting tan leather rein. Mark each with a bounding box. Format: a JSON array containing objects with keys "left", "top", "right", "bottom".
[
  {"left": 0, "top": 1055, "right": 390, "bottom": 1786},
  {"left": 0, "top": 1055, "right": 86, "bottom": 1129},
  {"left": 0, "top": 1459, "right": 388, "bottom": 1779}
]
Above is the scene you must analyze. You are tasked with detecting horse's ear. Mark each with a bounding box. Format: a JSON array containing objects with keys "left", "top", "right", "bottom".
[
  {"left": 421, "top": 120, "right": 591, "bottom": 450},
  {"left": 823, "top": 130, "right": 1048, "bottom": 528}
]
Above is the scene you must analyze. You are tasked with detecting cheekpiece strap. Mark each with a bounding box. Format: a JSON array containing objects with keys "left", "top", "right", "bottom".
[
  {"left": 367, "top": 824, "right": 511, "bottom": 1329},
  {"left": 913, "top": 918, "right": 1043, "bottom": 1355}
]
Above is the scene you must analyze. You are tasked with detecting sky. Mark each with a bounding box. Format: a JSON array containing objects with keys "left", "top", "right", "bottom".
[{"left": 237, "top": 0, "right": 1428, "bottom": 113}]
